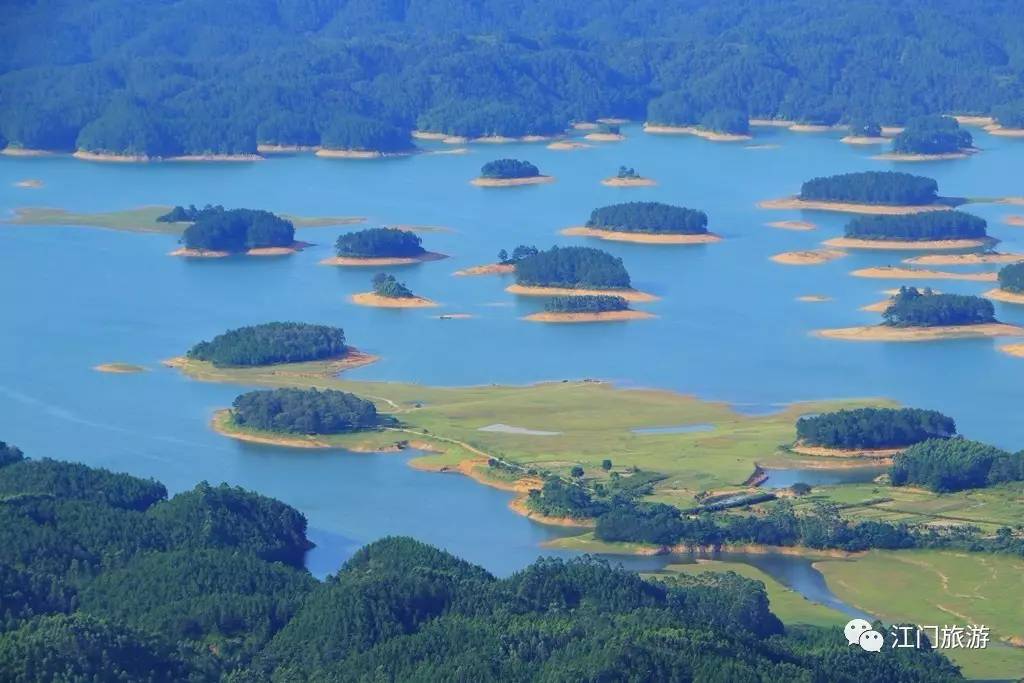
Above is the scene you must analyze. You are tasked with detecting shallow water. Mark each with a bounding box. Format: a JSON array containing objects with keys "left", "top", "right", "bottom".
[
  {"left": 760, "top": 466, "right": 887, "bottom": 489},
  {"left": 1, "top": 126, "right": 1022, "bottom": 606}
]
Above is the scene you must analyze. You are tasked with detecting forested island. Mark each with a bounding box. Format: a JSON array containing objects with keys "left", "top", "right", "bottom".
[
  {"left": 824, "top": 211, "right": 991, "bottom": 249},
  {"left": 226, "top": 387, "right": 389, "bottom": 437},
  {"left": 986, "top": 262, "right": 1024, "bottom": 304},
  {"left": 509, "top": 246, "right": 657, "bottom": 300},
  {"left": 883, "top": 287, "right": 996, "bottom": 327},
  {"left": 471, "top": 158, "right": 553, "bottom": 186},
  {"left": 645, "top": 93, "right": 751, "bottom": 140},
  {"left": 524, "top": 295, "right": 653, "bottom": 323},
  {"left": 763, "top": 172, "right": 947, "bottom": 214},
  {"left": 172, "top": 207, "right": 301, "bottom": 257},
  {"left": 351, "top": 273, "right": 437, "bottom": 308},
  {"left": 563, "top": 201, "right": 717, "bottom": 244},
  {"left": 323, "top": 227, "right": 445, "bottom": 265},
  {"left": 315, "top": 115, "right": 415, "bottom": 157},
  {"left": 0, "top": 447, "right": 964, "bottom": 682},
  {"left": 884, "top": 115, "right": 975, "bottom": 159},
  {"left": 890, "top": 437, "right": 1024, "bottom": 493},
  {"left": 186, "top": 322, "right": 348, "bottom": 367},
  {"left": 840, "top": 120, "right": 887, "bottom": 144},
  {"left": 793, "top": 407, "right": 955, "bottom": 454},
  {"left": 601, "top": 166, "right": 655, "bottom": 187}
]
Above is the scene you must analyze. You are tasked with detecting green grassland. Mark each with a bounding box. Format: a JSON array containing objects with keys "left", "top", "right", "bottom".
[{"left": 5, "top": 206, "right": 365, "bottom": 233}]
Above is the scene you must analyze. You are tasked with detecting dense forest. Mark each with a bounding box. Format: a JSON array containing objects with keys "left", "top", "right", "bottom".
[
  {"left": 892, "top": 115, "right": 974, "bottom": 154},
  {"left": 334, "top": 228, "right": 425, "bottom": 258},
  {"left": 844, "top": 211, "right": 988, "bottom": 241},
  {"left": 850, "top": 120, "right": 883, "bottom": 137},
  {"left": 890, "top": 437, "right": 1024, "bottom": 492},
  {"left": 515, "top": 246, "right": 632, "bottom": 289},
  {"left": 998, "top": 262, "right": 1024, "bottom": 292},
  {"left": 187, "top": 322, "right": 348, "bottom": 367},
  {"left": 231, "top": 388, "right": 388, "bottom": 435},
  {"left": 883, "top": 287, "right": 996, "bottom": 327},
  {"left": 371, "top": 273, "right": 414, "bottom": 298},
  {"left": 795, "top": 407, "right": 956, "bottom": 450},
  {"left": 993, "top": 102, "right": 1024, "bottom": 128},
  {"left": 544, "top": 295, "right": 629, "bottom": 313},
  {"left": 0, "top": 447, "right": 964, "bottom": 681},
  {"left": 497, "top": 244, "right": 539, "bottom": 264},
  {"left": 799, "top": 172, "right": 940, "bottom": 205},
  {"left": 479, "top": 158, "right": 540, "bottom": 179},
  {"left": 180, "top": 207, "right": 295, "bottom": 252},
  {"left": 586, "top": 201, "right": 709, "bottom": 234},
  {"left": 4, "top": 1, "right": 1024, "bottom": 154}
]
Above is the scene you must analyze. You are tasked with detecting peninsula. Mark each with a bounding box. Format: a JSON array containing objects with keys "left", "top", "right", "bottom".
[
  {"left": 823, "top": 211, "right": 993, "bottom": 250},
  {"left": 321, "top": 227, "right": 447, "bottom": 266},
  {"left": 508, "top": 245, "right": 656, "bottom": 301},
  {"left": 563, "top": 201, "right": 719, "bottom": 244},
  {"left": 984, "top": 262, "right": 1024, "bottom": 304},
  {"left": 313, "top": 115, "right": 415, "bottom": 158},
  {"left": 470, "top": 159, "right": 553, "bottom": 187},
  {"left": 524, "top": 295, "right": 654, "bottom": 323},
  {"left": 169, "top": 207, "right": 307, "bottom": 257},
  {"left": 761, "top": 171, "right": 952, "bottom": 214},
  {"left": 875, "top": 115, "right": 976, "bottom": 161},
  {"left": 351, "top": 273, "right": 437, "bottom": 308},
  {"left": 644, "top": 96, "right": 751, "bottom": 141}
]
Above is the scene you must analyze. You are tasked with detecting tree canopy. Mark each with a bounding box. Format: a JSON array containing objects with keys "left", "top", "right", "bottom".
[
  {"left": 371, "top": 273, "right": 414, "bottom": 298},
  {"left": 796, "top": 407, "right": 956, "bottom": 449},
  {"left": 998, "top": 262, "right": 1024, "bottom": 293},
  {"left": 844, "top": 211, "right": 987, "bottom": 241},
  {"left": 320, "top": 114, "right": 413, "bottom": 152},
  {"left": 186, "top": 322, "right": 348, "bottom": 367},
  {"left": 891, "top": 437, "right": 1024, "bottom": 492},
  {"left": 586, "top": 201, "right": 709, "bottom": 234},
  {"left": 334, "top": 228, "right": 425, "bottom": 258},
  {"left": 231, "top": 388, "right": 387, "bottom": 435},
  {"left": 479, "top": 158, "right": 540, "bottom": 179},
  {"left": 515, "top": 246, "right": 631, "bottom": 289},
  {"left": 892, "top": 115, "right": 973, "bottom": 154},
  {"left": 883, "top": 287, "right": 996, "bottom": 327},
  {"left": 799, "top": 172, "right": 939, "bottom": 205},
  {"left": 544, "top": 295, "right": 629, "bottom": 313},
  {"left": 180, "top": 207, "right": 295, "bottom": 252},
  {"left": 646, "top": 93, "right": 750, "bottom": 134}
]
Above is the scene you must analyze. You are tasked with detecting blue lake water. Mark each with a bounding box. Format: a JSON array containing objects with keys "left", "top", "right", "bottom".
[
  {"left": 1, "top": 125, "right": 1022, "bottom": 609},
  {"left": 759, "top": 466, "right": 887, "bottom": 489}
]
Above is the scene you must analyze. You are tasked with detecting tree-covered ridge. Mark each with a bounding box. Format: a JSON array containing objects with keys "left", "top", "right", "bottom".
[
  {"left": 515, "top": 246, "right": 631, "bottom": 289},
  {"left": 479, "top": 158, "right": 540, "bottom": 179},
  {"left": 799, "top": 171, "right": 940, "bottom": 205},
  {"left": 180, "top": 207, "right": 295, "bottom": 252},
  {"left": 334, "top": 228, "right": 425, "bottom": 258},
  {"left": 883, "top": 287, "right": 996, "bottom": 327},
  {"left": 795, "top": 407, "right": 956, "bottom": 450},
  {"left": 4, "top": 1, "right": 1024, "bottom": 154},
  {"left": 993, "top": 102, "right": 1024, "bottom": 129},
  {"left": 844, "top": 211, "right": 988, "bottom": 241},
  {"left": 998, "top": 262, "right": 1024, "bottom": 293},
  {"left": 186, "top": 322, "right": 348, "bottom": 368},
  {"left": 231, "top": 387, "right": 389, "bottom": 435},
  {"left": 544, "top": 295, "right": 629, "bottom": 313},
  {"left": 892, "top": 115, "right": 974, "bottom": 154},
  {"left": 371, "top": 273, "right": 414, "bottom": 298},
  {"left": 586, "top": 201, "right": 709, "bottom": 234},
  {"left": 320, "top": 114, "right": 413, "bottom": 152},
  {"left": 890, "top": 437, "right": 1024, "bottom": 493}
]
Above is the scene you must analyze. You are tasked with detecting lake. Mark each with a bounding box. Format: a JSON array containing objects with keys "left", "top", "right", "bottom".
[{"left": 1, "top": 124, "right": 1021, "bottom": 609}]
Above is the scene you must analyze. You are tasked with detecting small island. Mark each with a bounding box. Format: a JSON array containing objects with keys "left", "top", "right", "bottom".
[
  {"left": 508, "top": 246, "right": 656, "bottom": 301},
  {"left": 314, "top": 115, "right": 415, "bottom": 158},
  {"left": 351, "top": 273, "right": 437, "bottom": 308},
  {"left": 770, "top": 249, "right": 846, "bottom": 266},
  {"left": 170, "top": 206, "right": 306, "bottom": 257},
  {"left": 792, "top": 406, "right": 955, "bottom": 458},
  {"left": 454, "top": 245, "right": 536, "bottom": 276},
  {"left": 321, "top": 227, "right": 447, "bottom": 266},
  {"left": 840, "top": 120, "right": 888, "bottom": 145},
  {"left": 817, "top": 286, "right": 1024, "bottom": 341},
  {"left": 583, "top": 123, "right": 625, "bottom": 142},
  {"left": 760, "top": 171, "right": 951, "bottom": 214},
  {"left": 985, "top": 262, "right": 1024, "bottom": 304},
  {"left": 766, "top": 220, "right": 816, "bottom": 231},
  {"left": 890, "top": 437, "right": 1024, "bottom": 492},
  {"left": 850, "top": 266, "right": 997, "bottom": 282},
  {"left": 563, "top": 201, "right": 718, "bottom": 244},
  {"left": 186, "top": 322, "right": 350, "bottom": 367},
  {"left": 470, "top": 159, "right": 553, "bottom": 187},
  {"left": 214, "top": 387, "right": 395, "bottom": 448},
  {"left": 876, "top": 115, "right": 976, "bottom": 161},
  {"left": 92, "top": 362, "right": 146, "bottom": 374},
  {"left": 824, "top": 211, "right": 993, "bottom": 250},
  {"left": 904, "top": 252, "right": 1024, "bottom": 266},
  {"left": 644, "top": 95, "right": 751, "bottom": 141},
  {"left": 601, "top": 166, "right": 656, "bottom": 187},
  {"left": 523, "top": 295, "right": 653, "bottom": 323}
]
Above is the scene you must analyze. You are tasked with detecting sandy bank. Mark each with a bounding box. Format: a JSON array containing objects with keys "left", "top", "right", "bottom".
[
  {"left": 643, "top": 123, "right": 751, "bottom": 142},
  {"left": 14, "top": 179, "right": 43, "bottom": 189},
  {"left": 74, "top": 151, "right": 152, "bottom": 162},
  {"left": 861, "top": 299, "right": 893, "bottom": 313},
  {"left": 561, "top": 226, "right": 720, "bottom": 245},
  {"left": 453, "top": 263, "right": 516, "bottom": 277},
  {"left": 791, "top": 443, "right": 902, "bottom": 459},
  {"left": 824, "top": 236, "right": 993, "bottom": 251},
  {"left": 93, "top": 363, "right": 146, "bottom": 374},
  {"left": 954, "top": 115, "right": 996, "bottom": 127},
  {"left": 508, "top": 496, "right": 595, "bottom": 528},
  {"left": 572, "top": 122, "right": 599, "bottom": 130},
  {"left": 436, "top": 313, "right": 474, "bottom": 320},
  {"left": 174, "top": 154, "right": 264, "bottom": 162},
  {"left": 766, "top": 220, "right": 816, "bottom": 231},
  {"left": 315, "top": 149, "right": 385, "bottom": 159},
  {"left": 1006, "top": 215, "right": 1024, "bottom": 226},
  {"left": 749, "top": 119, "right": 796, "bottom": 128},
  {"left": 851, "top": 266, "right": 997, "bottom": 282},
  {"left": 789, "top": 124, "right": 837, "bottom": 133},
  {"left": 256, "top": 144, "right": 319, "bottom": 154},
  {"left": 759, "top": 197, "right": 951, "bottom": 215},
  {"left": 598, "top": 117, "right": 629, "bottom": 125},
  {"left": 815, "top": 323, "right": 1024, "bottom": 342},
  {"left": 984, "top": 125, "right": 1024, "bottom": 138},
  {"left": 984, "top": 288, "right": 1024, "bottom": 304},
  {"left": 881, "top": 126, "right": 906, "bottom": 136},
  {"left": 163, "top": 347, "right": 379, "bottom": 380},
  {"left": 211, "top": 410, "right": 332, "bottom": 448},
  {"left": 905, "top": 252, "right": 1024, "bottom": 265},
  {"left": 547, "top": 141, "right": 590, "bottom": 151},
  {"left": 507, "top": 283, "right": 658, "bottom": 303},
  {"left": 411, "top": 131, "right": 449, "bottom": 141},
  {"left": 601, "top": 176, "right": 656, "bottom": 187},
  {"left": 1000, "top": 344, "right": 1024, "bottom": 358},
  {"left": 744, "top": 144, "right": 781, "bottom": 150},
  {"left": 170, "top": 241, "right": 309, "bottom": 258},
  {"left": 523, "top": 310, "right": 655, "bottom": 323},
  {"left": 797, "top": 295, "right": 832, "bottom": 303},
  {"left": 1, "top": 147, "right": 57, "bottom": 157},
  {"left": 470, "top": 175, "right": 555, "bottom": 187},
  {"left": 873, "top": 149, "right": 976, "bottom": 162},
  {"left": 319, "top": 251, "right": 448, "bottom": 267},
  {"left": 583, "top": 132, "right": 625, "bottom": 142},
  {"left": 350, "top": 292, "right": 438, "bottom": 308},
  {"left": 771, "top": 249, "right": 846, "bottom": 265},
  {"left": 841, "top": 135, "right": 888, "bottom": 145}
]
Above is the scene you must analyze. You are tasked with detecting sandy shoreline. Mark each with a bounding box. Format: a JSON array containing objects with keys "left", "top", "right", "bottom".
[
  {"left": 840, "top": 136, "right": 888, "bottom": 145},
  {"left": 315, "top": 149, "right": 387, "bottom": 159},
  {"left": 14, "top": 179, "right": 43, "bottom": 189},
  {"left": 850, "top": 266, "right": 997, "bottom": 282},
  {"left": 815, "top": 323, "right": 1024, "bottom": 342},
  {"left": 643, "top": 123, "right": 752, "bottom": 142},
  {"left": 771, "top": 249, "right": 846, "bottom": 265},
  {"left": 583, "top": 132, "right": 625, "bottom": 142},
  {"left": 601, "top": 176, "right": 656, "bottom": 187},
  {"left": 320, "top": 251, "right": 448, "bottom": 266},
  {"left": 953, "top": 115, "right": 996, "bottom": 127},
  {"left": 470, "top": 175, "right": 554, "bottom": 187},
  {"left": 749, "top": 119, "right": 796, "bottom": 128},
  {"left": 547, "top": 141, "right": 590, "bottom": 151},
  {"left": 350, "top": 292, "right": 438, "bottom": 308},
  {"left": 93, "top": 363, "right": 146, "bottom": 374},
  {"left": 170, "top": 241, "right": 310, "bottom": 258},
  {"left": 766, "top": 220, "right": 816, "bottom": 231},
  {"left": 256, "top": 144, "right": 319, "bottom": 154},
  {"left": 523, "top": 310, "right": 655, "bottom": 323},
  {"left": 1, "top": 147, "right": 57, "bottom": 157},
  {"left": 561, "top": 226, "right": 720, "bottom": 244},
  {"left": 759, "top": 197, "right": 950, "bottom": 215},
  {"left": 507, "top": 283, "right": 658, "bottom": 302},
  {"left": 788, "top": 124, "right": 838, "bottom": 133},
  {"left": 824, "top": 237, "right": 993, "bottom": 251},
  {"left": 790, "top": 444, "right": 902, "bottom": 459},
  {"left": 211, "top": 410, "right": 332, "bottom": 448},
  {"left": 905, "top": 252, "right": 1024, "bottom": 265},
  {"left": 984, "top": 288, "right": 1024, "bottom": 304},
  {"left": 873, "top": 149, "right": 976, "bottom": 162},
  {"left": 163, "top": 347, "right": 379, "bottom": 380},
  {"left": 797, "top": 295, "right": 832, "bottom": 303},
  {"left": 1005, "top": 215, "right": 1024, "bottom": 227},
  {"left": 1000, "top": 344, "right": 1024, "bottom": 358},
  {"left": 985, "top": 125, "right": 1024, "bottom": 138},
  {"left": 453, "top": 263, "right": 516, "bottom": 276},
  {"left": 74, "top": 150, "right": 264, "bottom": 163}
]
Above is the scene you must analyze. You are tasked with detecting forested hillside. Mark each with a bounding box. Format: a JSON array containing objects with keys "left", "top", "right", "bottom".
[{"left": 2, "top": 1, "right": 1024, "bottom": 153}]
